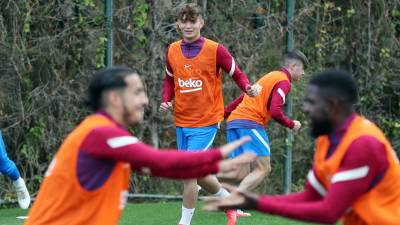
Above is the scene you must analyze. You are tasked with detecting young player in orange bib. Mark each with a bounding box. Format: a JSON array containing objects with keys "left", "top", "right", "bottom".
[
  {"left": 223, "top": 50, "right": 308, "bottom": 192},
  {"left": 159, "top": 3, "right": 260, "bottom": 225},
  {"left": 205, "top": 70, "right": 400, "bottom": 225}
]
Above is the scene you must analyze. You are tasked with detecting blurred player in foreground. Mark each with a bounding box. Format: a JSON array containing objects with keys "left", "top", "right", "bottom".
[
  {"left": 24, "top": 67, "right": 255, "bottom": 225},
  {"left": 205, "top": 69, "right": 400, "bottom": 225}
]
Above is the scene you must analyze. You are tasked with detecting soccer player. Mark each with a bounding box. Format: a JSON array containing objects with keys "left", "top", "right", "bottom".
[
  {"left": 221, "top": 50, "right": 308, "bottom": 191},
  {"left": 159, "top": 3, "right": 261, "bottom": 225},
  {"left": 204, "top": 69, "right": 400, "bottom": 225},
  {"left": 24, "top": 67, "right": 255, "bottom": 225},
  {"left": 0, "top": 130, "right": 30, "bottom": 209}
]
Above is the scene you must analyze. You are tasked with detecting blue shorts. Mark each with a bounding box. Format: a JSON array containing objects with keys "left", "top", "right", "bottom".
[
  {"left": 176, "top": 125, "right": 218, "bottom": 152},
  {"left": 227, "top": 128, "right": 271, "bottom": 158}
]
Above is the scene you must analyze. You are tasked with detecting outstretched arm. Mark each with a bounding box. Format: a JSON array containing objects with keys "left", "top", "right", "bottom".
[
  {"left": 81, "top": 127, "right": 254, "bottom": 179},
  {"left": 224, "top": 94, "right": 245, "bottom": 119},
  {"left": 205, "top": 136, "right": 388, "bottom": 224},
  {"left": 205, "top": 177, "right": 366, "bottom": 224}
]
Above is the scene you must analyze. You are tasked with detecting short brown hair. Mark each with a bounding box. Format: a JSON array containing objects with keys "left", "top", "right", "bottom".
[
  {"left": 283, "top": 49, "right": 309, "bottom": 69},
  {"left": 177, "top": 3, "right": 202, "bottom": 22}
]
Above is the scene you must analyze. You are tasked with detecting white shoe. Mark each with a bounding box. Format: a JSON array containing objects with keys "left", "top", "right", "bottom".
[{"left": 13, "top": 177, "right": 31, "bottom": 209}]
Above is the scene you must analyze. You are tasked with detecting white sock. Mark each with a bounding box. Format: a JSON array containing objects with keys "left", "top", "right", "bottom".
[
  {"left": 213, "top": 187, "right": 230, "bottom": 198},
  {"left": 178, "top": 206, "right": 195, "bottom": 225},
  {"left": 12, "top": 177, "right": 24, "bottom": 187}
]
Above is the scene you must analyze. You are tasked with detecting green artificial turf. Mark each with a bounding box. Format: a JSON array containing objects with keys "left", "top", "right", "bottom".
[
  {"left": 119, "top": 201, "right": 315, "bottom": 225},
  {"left": 0, "top": 201, "right": 319, "bottom": 225}
]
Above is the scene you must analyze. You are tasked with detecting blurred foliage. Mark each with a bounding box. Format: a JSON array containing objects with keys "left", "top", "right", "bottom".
[{"left": 0, "top": 0, "right": 399, "bottom": 199}]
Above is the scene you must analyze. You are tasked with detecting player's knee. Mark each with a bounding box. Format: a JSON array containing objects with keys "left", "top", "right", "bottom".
[
  {"left": 183, "top": 179, "right": 197, "bottom": 188},
  {"left": 235, "top": 168, "right": 250, "bottom": 181},
  {"left": 261, "top": 166, "right": 271, "bottom": 177},
  {"left": 252, "top": 168, "right": 269, "bottom": 179},
  {"left": 236, "top": 174, "right": 247, "bottom": 182},
  {"left": 256, "top": 163, "right": 271, "bottom": 177},
  {"left": 263, "top": 163, "right": 272, "bottom": 175},
  {"left": 256, "top": 157, "right": 271, "bottom": 176}
]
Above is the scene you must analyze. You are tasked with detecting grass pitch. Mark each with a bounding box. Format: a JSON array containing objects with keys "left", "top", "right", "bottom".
[{"left": 0, "top": 201, "right": 317, "bottom": 225}]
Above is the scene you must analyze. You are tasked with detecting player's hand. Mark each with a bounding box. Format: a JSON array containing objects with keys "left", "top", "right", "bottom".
[
  {"left": 159, "top": 102, "right": 173, "bottom": 112},
  {"left": 218, "top": 153, "right": 255, "bottom": 174},
  {"left": 292, "top": 120, "right": 301, "bottom": 132},
  {"left": 246, "top": 84, "right": 262, "bottom": 97},
  {"left": 217, "top": 137, "right": 255, "bottom": 175},
  {"left": 219, "top": 136, "right": 251, "bottom": 158},
  {"left": 203, "top": 183, "right": 259, "bottom": 211}
]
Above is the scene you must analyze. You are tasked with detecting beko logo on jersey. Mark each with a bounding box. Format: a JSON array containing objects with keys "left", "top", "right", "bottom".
[
  {"left": 178, "top": 78, "right": 202, "bottom": 88},
  {"left": 178, "top": 78, "right": 203, "bottom": 93}
]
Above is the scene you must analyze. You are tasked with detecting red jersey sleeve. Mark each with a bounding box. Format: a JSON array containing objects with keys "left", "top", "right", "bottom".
[
  {"left": 216, "top": 44, "right": 250, "bottom": 92},
  {"left": 162, "top": 75, "right": 174, "bottom": 102},
  {"left": 81, "top": 127, "right": 222, "bottom": 179},
  {"left": 268, "top": 80, "right": 294, "bottom": 128},
  {"left": 162, "top": 47, "right": 174, "bottom": 102}
]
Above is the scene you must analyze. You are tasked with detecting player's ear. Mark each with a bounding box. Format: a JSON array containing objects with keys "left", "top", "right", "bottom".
[
  {"left": 199, "top": 18, "right": 204, "bottom": 28},
  {"left": 175, "top": 22, "right": 182, "bottom": 35},
  {"left": 106, "top": 90, "right": 122, "bottom": 108},
  {"left": 288, "top": 62, "right": 296, "bottom": 71},
  {"left": 326, "top": 98, "right": 342, "bottom": 116}
]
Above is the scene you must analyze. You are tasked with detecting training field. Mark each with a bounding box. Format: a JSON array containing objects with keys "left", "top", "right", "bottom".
[{"left": 0, "top": 201, "right": 317, "bottom": 225}]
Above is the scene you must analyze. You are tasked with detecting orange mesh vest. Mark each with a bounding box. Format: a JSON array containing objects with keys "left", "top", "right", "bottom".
[
  {"left": 313, "top": 115, "right": 400, "bottom": 225},
  {"left": 25, "top": 115, "right": 131, "bottom": 225},
  {"left": 228, "top": 71, "right": 289, "bottom": 126},
  {"left": 168, "top": 38, "right": 223, "bottom": 127}
]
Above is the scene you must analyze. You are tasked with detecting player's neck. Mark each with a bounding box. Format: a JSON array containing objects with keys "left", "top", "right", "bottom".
[
  {"left": 183, "top": 35, "right": 201, "bottom": 43},
  {"left": 331, "top": 110, "right": 354, "bottom": 134},
  {"left": 103, "top": 107, "right": 126, "bottom": 127}
]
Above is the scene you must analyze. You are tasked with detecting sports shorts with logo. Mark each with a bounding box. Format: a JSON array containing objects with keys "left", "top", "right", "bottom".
[
  {"left": 176, "top": 125, "right": 218, "bottom": 151},
  {"left": 227, "top": 127, "right": 271, "bottom": 158}
]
